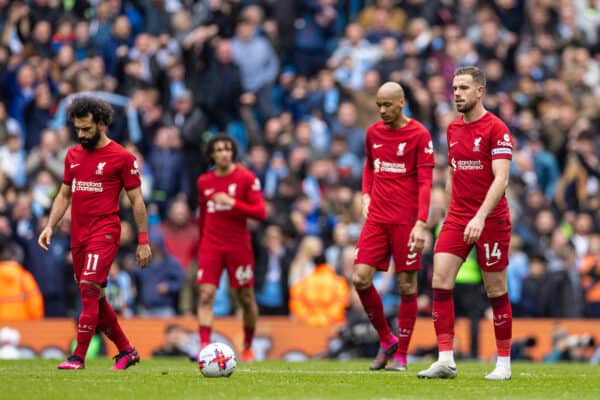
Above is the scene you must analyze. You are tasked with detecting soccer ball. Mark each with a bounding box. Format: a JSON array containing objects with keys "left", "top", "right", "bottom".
[{"left": 198, "top": 343, "right": 237, "bottom": 378}]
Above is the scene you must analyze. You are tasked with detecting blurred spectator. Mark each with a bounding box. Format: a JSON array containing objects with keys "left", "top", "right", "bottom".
[
  {"left": 255, "top": 224, "right": 293, "bottom": 315},
  {"left": 147, "top": 126, "right": 189, "bottom": 215},
  {"left": 231, "top": 16, "right": 279, "bottom": 123},
  {"left": 0, "top": 235, "right": 44, "bottom": 321},
  {"left": 328, "top": 23, "right": 382, "bottom": 90},
  {"left": 136, "top": 230, "right": 185, "bottom": 317},
  {"left": 580, "top": 234, "right": 600, "bottom": 317},
  {"left": 544, "top": 324, "right": 597, "bottom": 362},
  {"left": 152, "top": 323, "right": 199, "bottom": 358},
  {"left": 0, "top": 130, "right": 26, "bottom": 187},
  {"left": 22, "top": 216, "right": 69, "bottom": 317},
  {"left": 159, "top": 197, "right": 198, "bottom": 270},
  {"left": 292, "top": 0, "right": 337, "bottom": 77},
  {"left": 289, "top": 254, "right": 349, "bottom": 327},
  {"left": 106, "top": 261, "right": 135, "bottom": 318},
  {"left": 507, "top": 234, "right": 529, "bottom": 316},
  {"left": 289, "top": 236, "right": 323, "bottom": 285},
  {"left": 25, "top": 130, "right": 63, "bottom": 179}
]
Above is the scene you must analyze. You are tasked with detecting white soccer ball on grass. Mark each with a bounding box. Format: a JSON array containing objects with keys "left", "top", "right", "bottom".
[{"left": 198, "top": 342, "right": 237, "bottom": 378}]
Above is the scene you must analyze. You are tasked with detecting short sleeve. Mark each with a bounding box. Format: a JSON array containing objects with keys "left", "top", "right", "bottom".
[
  {"left": 490, "top": 122, "right": 514, "bottom": 160},
  {"left": 62, "top": 150, "right": 73, "bottom": 185},
  {"left": 121, "top": 151, "right": 142, "bottom": 190},
  {"left": 417, "top": 128, "right": 435, "bottom": 167}
]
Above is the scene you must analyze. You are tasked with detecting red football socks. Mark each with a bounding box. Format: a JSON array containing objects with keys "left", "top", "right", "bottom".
[
  {"left": 73, "top": 284, "right": 100, "bottom": 360},
  {"left": 199, "top": 325, "right": 211, "bottom": 349},
  {"left": 395, "top": 293, "right": 418, "bottom": 364},
  {"left": 490, "top": 293, "right": 512, "bottom": 357},
  {"left": 357, "top": 285, "right": 395, "bottom": 345},
  {"left": 98, "top": 297, "right": 132, "bottom": 353},
  {"left": 432, "top": 288, "right": 455, "bottom": 352},
  {"left": 243, "top": 326, "right": 255, "bottom": 350}
]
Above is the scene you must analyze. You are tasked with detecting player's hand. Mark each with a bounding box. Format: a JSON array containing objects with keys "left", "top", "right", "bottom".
[
  {"left": 408, "top": 220, "right": 427, "bottom": 252},
  {"left": 136, "top": 243, "right": 152, "bottom": 269},
  {"left": 38, "top": 226, "right": 53, "bottom": 252},
  {"left": 212, "top": 192, "right": 235, "bottom": 207},
  {"left": 362, "top": 194, "right": 370, "bottom": 219},
  {"left": 464, "top": 214, "right": 485, "bottom": 245}
]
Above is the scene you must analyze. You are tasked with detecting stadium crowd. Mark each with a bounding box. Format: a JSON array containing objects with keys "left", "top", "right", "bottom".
[{"left": 0, "top": 0, "right": 599, "bottom": 330}]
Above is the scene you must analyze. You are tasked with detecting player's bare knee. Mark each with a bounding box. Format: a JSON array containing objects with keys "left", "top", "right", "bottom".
[
  {"left": 398, "top": 282, "right": 416, "bottom": 295},
  {"left": 198, "top": 288, "right": 216, "bottom": 306},
  {"left": 351, "top": 270, "right": 372, "bottom": 290},
  {"left": 431, "top": 273, "right": 454, "bottom": 290},
  {"left": 237, "top": 289, "right": 254, "bottom": 308},
  {"left": 484, "top": 283, "right": 507, "bottom": 298}
]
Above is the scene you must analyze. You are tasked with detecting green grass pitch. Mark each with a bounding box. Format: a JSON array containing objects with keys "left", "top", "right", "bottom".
[{"left": 1, "top": 359, "right": 598, "bottom": 399}]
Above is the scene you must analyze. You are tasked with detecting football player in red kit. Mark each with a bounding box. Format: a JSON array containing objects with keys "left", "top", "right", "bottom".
[
  {"left": 196, "top": 134, "right": 266, "bottom": 363},
  {"left": 38, "top": 97, "right": 152, "bottom": 370},
  {"left": 352, "top": 82, "right": 434, "bottom": 371},
  {"left": 418, "top": 66, "right": 514, "bottom": 380}
]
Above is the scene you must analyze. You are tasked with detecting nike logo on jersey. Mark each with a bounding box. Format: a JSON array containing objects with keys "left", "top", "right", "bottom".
[
  {"left": 70, "top": 163, "right": 80, "bottom": 168},
  {"left": 373, "top": 144, "right": 383, "bottom": 149},
  {"left": 449, "top": 141, "right": 459, "bottom": 148},
  {"left": 406, "top": 251, "right": 418, "bottom": 265},
  {"left": 82, "top": 270, "right": 96, "bottom": 276},
  {"left": 486, "top": 260, "right": 500, "bottom": 267}
]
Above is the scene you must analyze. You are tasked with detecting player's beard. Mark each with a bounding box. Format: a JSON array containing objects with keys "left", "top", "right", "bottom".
[
  {"left": 456, "top": 98, "right": 477, "bottom": 114},
  {"left": 78, "top": 128, "right": 101, "bottom": 150}
]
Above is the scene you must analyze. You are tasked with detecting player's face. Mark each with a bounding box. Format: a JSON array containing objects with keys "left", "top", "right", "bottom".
[
  {"left": 211, "top": 141, "right": 234, "bottom": 168},
  {"left": 452, "top": 74, "right": 483, "bottom": 113},
  {"left": 74, "top": 115, "right": 102, "bottom": 150},
  {"left": 376, "top": 95, "right": 404, "bottom": 127}
]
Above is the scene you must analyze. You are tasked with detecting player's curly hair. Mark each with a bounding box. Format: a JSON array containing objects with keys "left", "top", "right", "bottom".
[
  {"left": 66, "top": 96, "right": 113, "bottom": 126},
  {"left": 205, "top": 134, "right": 238, "bottom": 164}
]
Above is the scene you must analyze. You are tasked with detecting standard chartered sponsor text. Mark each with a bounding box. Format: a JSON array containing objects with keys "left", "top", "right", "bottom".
[
  {"left": 457, "top": 160, "right": 483, "bottom": 170},
  {"left": 75, "top": 181, "right": 104, "bottom": 192}
]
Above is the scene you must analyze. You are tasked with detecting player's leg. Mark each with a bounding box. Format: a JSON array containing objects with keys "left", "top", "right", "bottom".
[
  {"left": 57, "top": 246, "right": 93, "bottom": 369},
  {"left": 87, "top": 242, "right": 139, "bottom": 370},
  {"left": 387, "top": 269, "right": 418, "bottom": 371},
  {"left": 478, "top": 227, "right": 512, "bottom": 380},
  {"left": 97, "top": 293, "right": 139, "bottom": 370},
  {"left": 197, "top": 249, "right": 224, "bottom": 350},
  {"left": 233, "top": 286, "right": 258, "bottom": 362},
  {"left": 197, "top": 283, "right": 217, "bottom": 348},
  {"left": 58, "top": 281, "right": 101, "bottom": 369},
  {"left": 353, "top": 221, "right": 397, "bottom": 370},
  {"left": 418, "top": 223, "right": 468, "bottom": 379},
  {"left": 226, "top": 250, "right": 257, "bottom": 362},
  {"left": 387, "top": 223, "right": 421, "bottom": 371}
]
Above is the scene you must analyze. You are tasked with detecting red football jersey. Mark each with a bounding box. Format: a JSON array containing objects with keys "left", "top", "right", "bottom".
[
  {"left": 446, "top": 112, "right": 513, "bottom": 225},
  {"left": 62, "top": 141, "right": 141, "bottom": 246},
  {"left": 197, "top": 165, "right": 266, "bottom": 250},
  {"left": 362, "top": 119, "right": 435, "bottom": 224}
]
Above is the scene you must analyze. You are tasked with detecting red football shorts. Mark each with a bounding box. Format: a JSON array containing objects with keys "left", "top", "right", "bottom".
[
  {"left": 72, "top": 238, "right": 119, "bottom": 287},
  {"left": 434, "top": 219, "right": 511, "bottom": 271},
  {"left": 354, "top": 219, "right": 422, "bottom": 272},
  {"left": 197, "top": 246, "right": 255, "bottom": 288}
]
